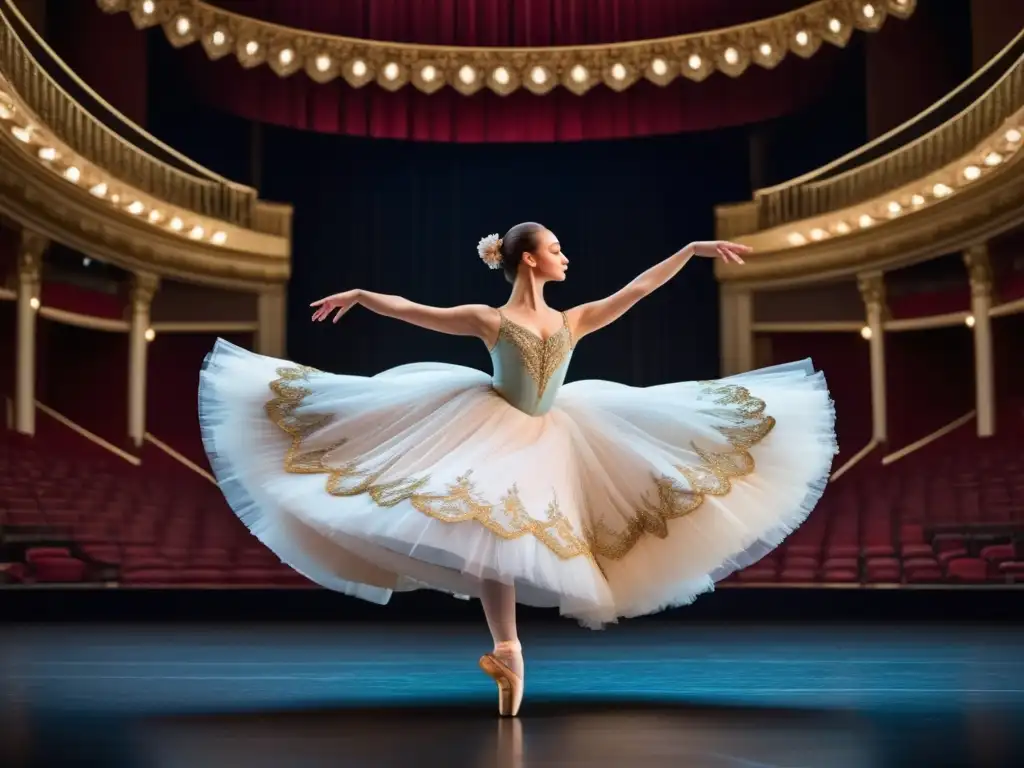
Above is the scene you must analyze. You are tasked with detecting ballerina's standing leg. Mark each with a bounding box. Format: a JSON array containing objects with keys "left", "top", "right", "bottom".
[{"left": 478, "top": 579, "right": 525, "bottom": 717}]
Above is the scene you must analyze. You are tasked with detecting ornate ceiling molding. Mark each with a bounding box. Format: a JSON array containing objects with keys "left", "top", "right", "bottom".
[
  {"left": 0, "top": 137, "right": 289, "bottom": 290},
  {"left": 714, "top": 131, "right": 1024, "bottom": 289},
  {"left": 97, "top": 0, "right": 916, "bottom": 95},
  {"left": 714, "top": 33, "right": 1024, "bottom": 289},
  {"left": 0, "top": 0, "right": 291, "bottom": 290}
]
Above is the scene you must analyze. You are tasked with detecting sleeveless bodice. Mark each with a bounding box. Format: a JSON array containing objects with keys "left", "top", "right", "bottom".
[{"left": 488, "top": 311, "right": 574, "bottom": 416}]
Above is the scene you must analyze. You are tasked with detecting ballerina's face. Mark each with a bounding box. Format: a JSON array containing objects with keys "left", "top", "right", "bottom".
[{"left": 526, "top": 229, "right": 569, "bottom": 282}]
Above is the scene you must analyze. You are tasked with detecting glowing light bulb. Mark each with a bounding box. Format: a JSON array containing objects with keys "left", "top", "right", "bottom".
[
  {"left": 860, "top": 326, "right": 872, "bottom": 340},
  {"left": 63, "top": 166, "right": 80, "bottom": 182},
  {"left": 89, "top": 182, "right": 108, "bottom": 197},
  {"left": 11, "top": 126, "right": 31, "bottom": 143},
  {"left": 458, "top": 65, "right": 476, "bottom": 85},
  {"left": 933, "top": 182, "right": 952, "bottom": 197},
  {"left": 859, "top": 214, "right": 874, "bottom": 228},
  {"left": 809, "top": 228, "right": 827, "bottom": 241},
  {"left": 420, "top": 65, "right": 437, "bottom": 83},
  {"left": 965, "top": 315, "right": 975, "bottom": 328},
  {"left": 787, "top": 232, "right": 806, "bottom": 246},
  {"left": 148, "top": 210, "right": 163, "bottom": 223},
  {"left": 169, "top": 217, "right": 183, "bottom": 231},
  {"left": 759, "top": 43, "right": 772, "bottom": 57},
  {"left": 571, "top": 65, "right": 588, "bottom": 83},
  {"left": 174, "top": 16, "right": 190, "bottom": 36},
  {"left": 315, "top": 55, "right": 331, "bottom": 72},
  {"left": 383, "top": 62, "right": 400, "bottom": 81},
  {"left": 910, "top": 194, "right": 925, "bottom": 207},
  {"left": 37, "top": 147, "right": 57, "bottom": 161},
  {"left": 795, "top": 30, "right": 810, "bottom": 46},
  {"left": 189, "top": 225, "right": 205, "bottom": 240},
  {"left": 278, "top": 48, "right": 294, "bottom": 66},
  {"left": 887, "top": 201, "right": 902, "bottom": 215},
  {"left": 493, "top": 67, "right": 510, "bottom": 85},
  {"left": 724, "top": 47, "right": 739, "bottom": 65},
  {"left": 144, "top": 328, "right": 156, "bottom": 342},
  {"left": 651, "top": 58, "right": 668, "bottom": 76},
  {"left": 1005, "top": 128, "right": 1022, "bottom": 144},
  {"left": 211, "top": 231, "right": 227, "bottom": 245},
  {"left": 29, "top": 297, "right": 40, "bottom": 311},
  {"left": 530, "top": 67, "right": 547, "bottom": 85},
  {"left": 834, "top": 221, "right": 851, "bottom": 234},
  {"left": 984, "top": 151, "right": 1003, "bottom": 166},
  {"left": 245, "top": 41, "right": 259, "bottom": 56},
  {"left": 962, "top": 165, "right": 981, "bottom": 181},
  {"left": 127, "top": 201, "right": 145, "bottom": 215},
  {"left": 688, "top": 54, "right": 702, "bottom": 70},
  {"left": 610, "top": 63, "right": 627, "bottom": 81},
  {"left": 352, "top": 59, "right": 367, "bottom": 77},
  {"left": 862, "top": 4, "right": 876, "bottom": 19},
  {"left": 829, "top": 18, "right": 842, "bottom": 34},
  {"left": 212, "top": 30, "right": 226, "bottom": 46},
  {"left": 142, "top": 0, "right": 155, "bottom": 15}
]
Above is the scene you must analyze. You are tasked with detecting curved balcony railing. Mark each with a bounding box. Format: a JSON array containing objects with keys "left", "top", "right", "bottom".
[
  {"left": 725, "top": 30, "right": 1024, "bottom": 234},
  {"left": 0, "top": 0, "right": 289, "bottom": 237}
]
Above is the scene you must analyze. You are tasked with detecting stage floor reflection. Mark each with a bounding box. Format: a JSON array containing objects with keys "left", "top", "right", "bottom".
[{"left": 3, "top": 622, "right": 1023, "bottom": 766}]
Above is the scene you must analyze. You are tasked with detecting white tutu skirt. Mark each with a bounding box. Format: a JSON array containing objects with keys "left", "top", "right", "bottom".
[{"left": 199, "top": 339, "right": 836, "bottom": 628}]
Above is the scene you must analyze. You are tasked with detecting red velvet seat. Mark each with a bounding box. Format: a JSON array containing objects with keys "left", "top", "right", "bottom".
[{"left": 945, "top": 558, "right": 988, "bottom": 583}]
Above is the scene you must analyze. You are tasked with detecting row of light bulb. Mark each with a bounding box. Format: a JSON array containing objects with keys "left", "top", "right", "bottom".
[
  {"left": 786, "top": 127, "right": 1022, "bottom": 248},
  {"left": 25, "top": 296, "right": 159, "bottom": 341},
  {"left": 149, "top": 0, "right": 898, "bottom": 89},
  {"left": 860, "top": 313, "right": 976, "bottom": 340},
  {"left": 1, "top": 100, "right": 229, "bottom": 246}
]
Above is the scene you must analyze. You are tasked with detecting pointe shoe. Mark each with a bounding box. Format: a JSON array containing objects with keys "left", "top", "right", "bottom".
[{"left": 479, "top": 639, "right": 524, "bottom": 717}]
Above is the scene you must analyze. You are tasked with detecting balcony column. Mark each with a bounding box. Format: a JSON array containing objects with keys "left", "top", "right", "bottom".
[
  {"left": 256, "top": 286, "right": 286, "bottom": 359},
  {"left": 128, "top": 271, "right": 159, "bottom": 448},
  {"left": 964, "top": 243, "right": 995, "bottom": 437},
  {"left": 14, "top": 230, "right": 47, "bottom": 436},
  {"left": 858, "top": 271, "right": 888, "bottom": 444}
]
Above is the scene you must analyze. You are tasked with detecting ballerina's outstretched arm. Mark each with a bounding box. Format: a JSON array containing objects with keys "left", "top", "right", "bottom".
[
  {"left": 310, "top": 289, "right": 498, "bottom": 342},
  {"left": 566, "top": 240, "right": 750, "bottom": 341}
]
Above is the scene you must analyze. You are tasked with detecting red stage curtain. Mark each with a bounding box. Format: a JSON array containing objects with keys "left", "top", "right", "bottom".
[
  {"left": 212, "top": 0, "right": 805, "bottom": 44},
  {"left": 166, "top": 0, "right": 848, "bottom": 141},
  {"left": 175, "top": 45, "right": 846, "bottom": 141}
]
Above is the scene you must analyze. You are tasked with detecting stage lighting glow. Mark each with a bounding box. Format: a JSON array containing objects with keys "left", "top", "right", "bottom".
[
  {"left": 984, "top": 151, "right": 1003, "bottom": 166},
  {"left": 651, "top": 58, "right": 668, "bottom": 76},
  {"left": 315, "top": 55, "right": 331, "bottom": 72},
  {"left": 352, "top": 60, "right": 368, "bottom": 77},
  {"left": 142, "top": 0, "right": 155, "bottom": 15},
  {"left": 169, "top": 217, "right": 184, "bottom": 231},
  {"left": 128, "top": 201, "right": 145, "bottom": 215},
  {"left": 724, "top": 47, "right": 739, "bottom": 65},
  {"left": 688, "top": 54, "right": 702, "bottom": 70},
  {"left": 571, "top": 65, "right": 588, "bottom": 83},
  {"left": 493, "top": 67, "right": 510, "bottom": 85},
  {"left": 64, "top": 166, "right": 81, "bottom": 183},
  {"left": 1005, "top": 128, "right": 1021, "bottom": 144},
  {"left": 458, "top": 65, "right": 475, "bottom": 85},
  {"left": 89, "top": 183, "right": 108, "bottom": 198},
  {"left": 611, "top": 63, "right": 626, "bottom": 81},
  {"left": 795, "top": 30, "right": 809, "bottom": 46},
  {"left": 932, "top": 182, "right": 952, "bottom": 197},
  {"left": 962, "top": 165, "right": 981, "bottom": 181},
  {"left": 887, "top": 201, "right": 902, "bottom": 215},
  {"left": 828, "top": 18, "right": 842, "bottom": 34},
  {"left": 859, "top": 214, "right": 874, "bottom": 228},
  {"left": 37, "top": 147, "right": 57, "bottom": 161},
  {"left": 212, "top": 231, "right": 228, "bottom": 245},
  {"left": 212, "top": 30, "right": 226, "bottom": 46},
  {"left": 278, "top": 48, "right": 294, "bottom": 66},
  {"left": 860, "top": 326, "right": 872, "bottom": 340},
  {"left": 175, "top": 16, "right": 191, "bottom": 36},
  {"left": 29, "top": 297, "right": 40, "bottom": 310},
  {"left": 383, "top": 62, "right": 400, "bottom": 81},
  {"left": 759, "top": 43, "right": 772, "bottom": 57},
  {"left": 421, "top": 65, "right": 437, "bottom": 83},
  {"left": 965, "top": 315, "right": 975, "bottom": 328},
  {"left": 809, "top": 228, "right": 827, "bottom": 241},
  {"left": 911, "top": 194, "right": 925, "bottom": 206},
  {"left": 189, "top": 225, "right": 205, "bottom": 240},
  {"left": 245, "top": 41, "right": 259, "bottom": 56}
]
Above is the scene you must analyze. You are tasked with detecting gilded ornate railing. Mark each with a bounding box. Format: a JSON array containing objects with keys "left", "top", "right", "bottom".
[
  {"left": 0, "top": 0, "right": 289, "bottom": 237},
  {"left": 724, "top": 30, "right": 1024, "bottom": 234}
]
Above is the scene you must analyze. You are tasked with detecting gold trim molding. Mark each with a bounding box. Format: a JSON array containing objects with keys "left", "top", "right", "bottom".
[
  {"left": 715, "top": 143, "right": 1024, "bottom": 288},
  {"left": 98, "top": 0, "right": 915, "bottom": 95},
  {"left": 714, "top": 31, "right": 1024, "bottom": 288},
  {"left": 0, "top": 0, "right": 291, "bottom": 289},
  {"left": 717, "top": 31, "right": 1024, "bottom": 241}
]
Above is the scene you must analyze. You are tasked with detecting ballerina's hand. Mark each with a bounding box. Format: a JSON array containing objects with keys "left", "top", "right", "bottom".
[
  {"left": 688, "top": 240, "right": 751, "bottom": 264},
  {"left": 310, "top": 290, "right": 360, "bottom": 323}
]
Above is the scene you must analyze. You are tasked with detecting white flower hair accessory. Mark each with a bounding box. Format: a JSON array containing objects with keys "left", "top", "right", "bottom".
[{"left": 477, "top": 233, "right": 503, "bottom": 270}]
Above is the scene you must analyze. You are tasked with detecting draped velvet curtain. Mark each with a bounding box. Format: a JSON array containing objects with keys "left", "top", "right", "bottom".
[
  {"left": 163, "top": 0, "right": 850, "bottom": 141},
  {"left": 211, "top": 0, "right": 807, "bottom": 44}
]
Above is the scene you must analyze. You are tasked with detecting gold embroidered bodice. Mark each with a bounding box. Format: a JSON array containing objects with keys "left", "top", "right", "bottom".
[{"left": 489, "top": 310, "right": 574, "bottom": 416}]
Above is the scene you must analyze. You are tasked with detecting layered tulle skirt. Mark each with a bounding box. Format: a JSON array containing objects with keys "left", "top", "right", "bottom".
[{"left": 199, "top": 339, "right": 837, "bottom": 628}]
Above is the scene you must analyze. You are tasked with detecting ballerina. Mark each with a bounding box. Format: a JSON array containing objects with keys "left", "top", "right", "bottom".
[{"left": 199, "top": 222, "right": 837, "bottom": 717}]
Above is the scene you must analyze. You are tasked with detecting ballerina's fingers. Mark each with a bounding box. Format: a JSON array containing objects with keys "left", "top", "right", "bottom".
[{"left": 716, "top": 245, "right": 746, "bottom": 264}]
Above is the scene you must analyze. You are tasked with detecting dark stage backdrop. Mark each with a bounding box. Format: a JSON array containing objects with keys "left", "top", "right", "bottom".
[{"left": 260, "top": 126, "right": 750, "bottom": 385}]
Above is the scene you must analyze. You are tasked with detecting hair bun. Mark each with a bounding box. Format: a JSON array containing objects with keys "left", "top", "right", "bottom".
[{"left": 477, "top": 233, "right": 503, "bottom": 270}]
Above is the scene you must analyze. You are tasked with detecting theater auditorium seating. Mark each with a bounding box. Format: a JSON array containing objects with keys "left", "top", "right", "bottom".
[
  {"left": 0, "top": 431, "right": 308, "bottom": 587},
  {"left": 2, "top": 428, "right": 1022, "bottom": 588}
]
